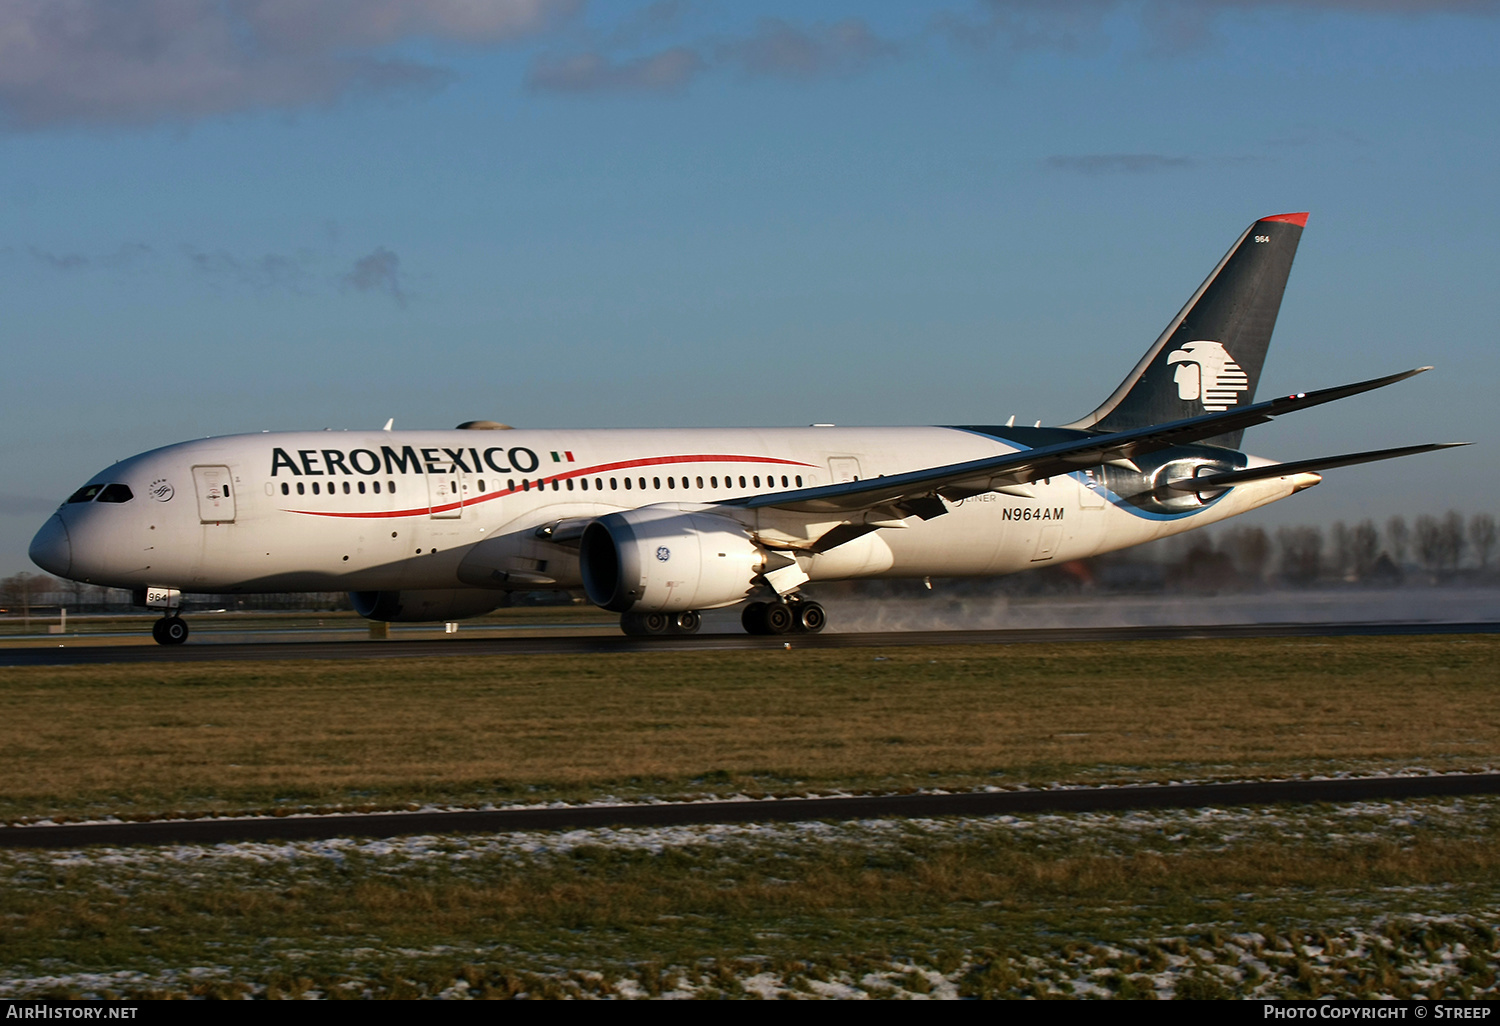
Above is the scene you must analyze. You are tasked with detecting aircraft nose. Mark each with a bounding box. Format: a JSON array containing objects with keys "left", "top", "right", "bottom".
[{"left": 29, "top": 514, "right": 72, "bottom": 577}]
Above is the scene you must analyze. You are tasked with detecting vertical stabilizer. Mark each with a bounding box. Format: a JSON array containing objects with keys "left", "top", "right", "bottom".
[{"left": 1064, "top": 212, "right": 1307, "bottom": 448}]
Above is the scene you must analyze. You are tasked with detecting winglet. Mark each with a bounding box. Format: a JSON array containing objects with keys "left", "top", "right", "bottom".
[{"left": 1261, "top": 212, "right": 1309, "bottom": 226}]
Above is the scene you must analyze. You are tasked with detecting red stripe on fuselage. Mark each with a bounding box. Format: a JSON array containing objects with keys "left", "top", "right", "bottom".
[{"left": 281, "top": 453, "right": 817, "bottom": 519}]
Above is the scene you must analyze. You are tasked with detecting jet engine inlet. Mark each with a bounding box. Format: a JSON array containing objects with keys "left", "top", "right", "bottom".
[{"left": 579, "top": 508, "right": 764, "bottom": 613}]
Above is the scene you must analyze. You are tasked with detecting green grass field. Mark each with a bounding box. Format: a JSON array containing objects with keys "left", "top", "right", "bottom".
[
  {"left": 0, "top": 635, "right": 1495, "bottom": 823},
  {"left": 1, "top": 634, "right": 1496, "bottom": 998}
]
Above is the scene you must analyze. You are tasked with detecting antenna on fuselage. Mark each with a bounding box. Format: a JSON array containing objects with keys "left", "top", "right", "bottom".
[{"left": 382, "top": 418, "right": 394, "bottom": 431}]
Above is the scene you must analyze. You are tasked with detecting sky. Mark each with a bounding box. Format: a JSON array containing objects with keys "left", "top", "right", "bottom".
[{"left": 2, "top": 0, "right": 1498, "bottom": 577}]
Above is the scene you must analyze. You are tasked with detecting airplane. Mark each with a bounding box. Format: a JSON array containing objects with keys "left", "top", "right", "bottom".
[{"left": 28, "top": 212, "right": 1465, "bottom": 645}]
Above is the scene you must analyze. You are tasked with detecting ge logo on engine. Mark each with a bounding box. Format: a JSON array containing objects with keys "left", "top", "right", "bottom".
[{"left": 656, "top": 547, "right": 671, "bottom": 562}]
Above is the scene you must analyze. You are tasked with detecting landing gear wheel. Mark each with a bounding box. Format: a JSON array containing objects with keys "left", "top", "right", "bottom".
[
  {"left": 763, "top": 603, "right": 794, "bottom": 635},
  {"left": 153, "top": 616, "right": 189, "bottom": 646},
  {"left": 794, "top": 602, "right": 826, "bottom": 634},
  {"left": 621, "top": 611, "right": 673, "bottom": 636},
  {"left": 671, "top": 611, "right": 701, "bottom": 634},
  {"left": 742, "top": 602, "right": 768, "bottom": 635}
]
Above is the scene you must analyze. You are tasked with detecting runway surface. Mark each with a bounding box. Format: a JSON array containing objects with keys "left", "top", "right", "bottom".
[
  {"left": 1, "top": 619, "right": 1496, "bottom": 666},
  {"left": 4, "top": 774, "right": 1497, "bottom": 849}
]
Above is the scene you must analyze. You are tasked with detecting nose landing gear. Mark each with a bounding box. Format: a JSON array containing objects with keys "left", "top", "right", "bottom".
[
  {"left": 741, "top": 598, "right": 826, "bottom": 636},
  {"left": 151, "top": 616, "right": 190, "bottom": 646}
]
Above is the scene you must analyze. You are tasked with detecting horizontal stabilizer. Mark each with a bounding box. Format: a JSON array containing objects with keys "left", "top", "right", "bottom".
[
  {"left": 727, "top": 366, "right": 1433, "bottom": 517},
  {"left": 1165, "top": 442, "right": 1469, "bottom": 491}
]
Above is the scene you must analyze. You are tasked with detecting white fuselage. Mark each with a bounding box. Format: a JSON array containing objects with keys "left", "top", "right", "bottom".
[{"left": 36, "top": 426, "right": 1310, "bottom": 601}]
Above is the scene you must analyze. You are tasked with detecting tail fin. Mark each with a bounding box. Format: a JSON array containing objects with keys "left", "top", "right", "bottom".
[{"left": 1064, "top": 212, "right": 1307, "bottom": 449}]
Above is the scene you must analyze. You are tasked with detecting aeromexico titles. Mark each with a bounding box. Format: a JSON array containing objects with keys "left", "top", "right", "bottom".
[{"left": 30, "top": 213, "right": 1465, "bottom": 644}]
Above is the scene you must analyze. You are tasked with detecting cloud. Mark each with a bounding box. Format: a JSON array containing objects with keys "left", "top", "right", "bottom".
[
  {"left": 527, "top": 47, "right": 706, "bottom": 94},
  {"left": 0, "top": 0, "right": 580, "bottom": 130},
  {"left": 186, "top": 247, "right": 312, "bottom": 292},
  {"left": 603, "top": 0, "right": 690, "bottom": 49},
  {"left": 28, "top": 247, "right": 89, "bottom": 271},
  {"left": 716, "top": 19, "right": 901, "bottom": 80},
  {"left": 939, "top": 0, "right": 1498, "bottom": 57},
  {"left": 342, "top": 247, "right": 406, "bottom": 306},
  {"left": 526, "top": 17, "right": 899, "bottom": 95},
  {"left": 1046, "top": 153, "right": 1198, "bottom": 174},
  {"left": 27, "top": 241, "right": 153, "bottom": 270}
]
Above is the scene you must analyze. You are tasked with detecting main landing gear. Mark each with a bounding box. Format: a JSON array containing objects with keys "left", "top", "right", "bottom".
[
  {"left": 151, "top": 615, "right": 190, "bottom": 646},
  {"left": 742, "top": 598, "right": 826, "bottom": 636},
  {"left": 620, "top": 610, "right": 702, "bottom": 636},
  {"left": 617, "top": 599, "right": 828, "bottom": 637}
]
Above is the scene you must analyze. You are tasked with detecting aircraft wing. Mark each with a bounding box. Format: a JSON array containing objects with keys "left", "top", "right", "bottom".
[{"left": 723, "top": 367, "right": 1432, "bottom": 520}]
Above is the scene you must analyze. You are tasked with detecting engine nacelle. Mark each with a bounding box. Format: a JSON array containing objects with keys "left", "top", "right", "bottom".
[
  {"left": 349, "top": 589, "right": 508, "bottom": 623},
  {"left": 580, "top": 508, "right": 764, "bottom": 613}
]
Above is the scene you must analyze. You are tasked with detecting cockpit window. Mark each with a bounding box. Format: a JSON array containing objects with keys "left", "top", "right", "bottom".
[
  {"left": 67, "top": 484, "right": 105, "bottom": 503},
  {"left": 96, "top": 484, "right": 134, "bottom": 503}
]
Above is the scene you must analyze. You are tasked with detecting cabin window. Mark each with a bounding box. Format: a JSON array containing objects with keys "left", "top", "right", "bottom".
[
  {"left": 97, "top": 484, "right": 133, "bottom": 503},
  {"left": 358, "top": 481, "right": 365, "bottom": 494},
  {"left": 389, "top": 481, "right": 396, "bottom": 493},
  {"left": 580, "top": 478, "right": 588, "bottom": 491},
  {"left": 312, "top": 482, "right": 320, "bottom": 495},
  {"left": 667, "top": 477, "right": 675, "bottom": 489},
  {"left": 623, "top": 478, "right": 631, "bottom": 490},
  {"left": 551, "top": 480, "right": 559, "bottom": 491},
  {"left": 638, "top": 477, "right": 646, "bottom": 489},
  {"left": 796, "top": 475, "right": 803, "bottom": 486},
  {"left": 373, "top": 481, "right": 381, "bottom": 494},
  {"left": 739, "top": 476, "right": 747, "bottom": 487},
  {"left": 566, "top": 478, "right": 574, "bottom": 491},
  {"left": 710, "top": 476, "right": 718, "bottom": 488},
  {"left": 782, "top": 475, "right": 789, "bottom": 487},
  {"left": 281, "top": 482, "right": 290, "bottom": 495},
  {"left": 508, "top": 480, "right": 515, "bottom": 491},
  {"left": 522, "top": 480, "right": 530, "bottom": 492},
  {"left": 653, "top": 477, "right": 661, "bottom": 489},
  {"left": 477, "top": 479, "right": 485, "bottom": 491},
  {"left": 297, "top": 482, "right": 306, "bottom": 495},
  {"left": 597, "top": 478, "right": 604, "bottom": 490},
  {"left": 753, "top": 476, "right": 760, "bottom": 488},
  {"left": 343, "top": 481, "right": 350, "bottom": 494}
]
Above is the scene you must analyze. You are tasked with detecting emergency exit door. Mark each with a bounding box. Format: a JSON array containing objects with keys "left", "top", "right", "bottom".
[{"left": 427, "top": 462, "right": 465, "bottom": 519}]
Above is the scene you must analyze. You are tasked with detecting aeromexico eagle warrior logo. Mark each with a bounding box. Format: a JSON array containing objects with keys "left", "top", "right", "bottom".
[{"left": 1166, "top": 340, "right": 1249, "bottom": 412}]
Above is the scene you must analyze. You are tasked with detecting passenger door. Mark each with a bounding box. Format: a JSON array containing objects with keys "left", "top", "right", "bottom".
[{"left": 191, "top": 465, "right": 236, "bottom": 523}]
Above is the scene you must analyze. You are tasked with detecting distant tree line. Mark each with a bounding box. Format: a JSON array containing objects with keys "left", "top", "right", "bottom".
[{"left": 1145, "top": 510, "right": 1496, "bottom": 591}]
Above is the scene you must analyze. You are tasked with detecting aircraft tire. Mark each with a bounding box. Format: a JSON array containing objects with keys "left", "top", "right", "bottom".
[
  {"left": 741, "top": 602, "right": 768, "bottom": 635},
  {"left": 795, "top": 602, "right": 827, "bottom": 634},
  {"left": 671, "top": 611, "right": 701, "bottom": 634},
  {"left": 763, "top": 603, "right": 794, "bottom": 635},
  {"left": 151, "top": 618, "right": 167, "bottom": 644},
  {"left": 159, "top": 616, "right": 189, "bottom": 646},
  {"left": 621, "top": 611, "right": 673, "bottom": 636}
]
